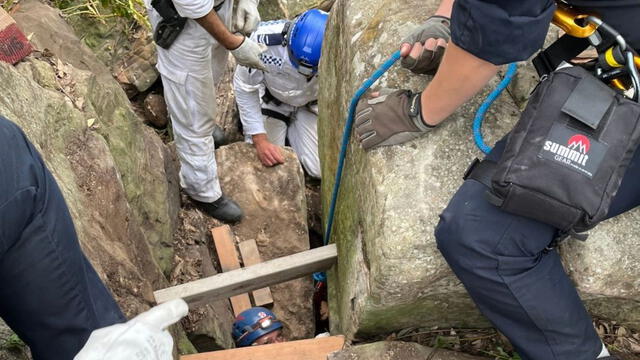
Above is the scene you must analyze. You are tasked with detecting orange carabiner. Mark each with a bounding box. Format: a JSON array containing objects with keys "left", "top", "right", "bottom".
[{"left": 552, "top": 4, "right": 598, "bottom": 38}]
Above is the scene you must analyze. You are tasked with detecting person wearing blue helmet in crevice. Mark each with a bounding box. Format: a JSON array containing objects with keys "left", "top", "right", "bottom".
[
  {"left": 233, "top": 9, "right": 328, "bottom": 179},
  {"left": 232, "top": 307, "right": 285, "bottom": 347}
]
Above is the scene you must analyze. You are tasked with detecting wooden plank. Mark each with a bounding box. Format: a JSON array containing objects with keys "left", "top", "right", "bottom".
[
  {"left": 211, "top": 226, "right": 251, "bottom": 316},
  {"left": 238, "top": 240, "right": 273, "bottom": 306},
  {"left": 154, "top": 244, "right": 337, "bottom": 306},
  {"left": 180, "top": 335, "right": 345, "bottom": 360}
]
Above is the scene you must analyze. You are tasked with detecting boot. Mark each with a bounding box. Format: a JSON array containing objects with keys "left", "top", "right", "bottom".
[
  {"left": 193, "top": 194, "right": 243, "bottom": 223},
  {"left": 212, "top": 124, "right": 228, "bottom": 149}
]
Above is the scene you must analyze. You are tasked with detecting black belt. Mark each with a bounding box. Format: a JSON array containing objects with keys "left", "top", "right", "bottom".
[
  {"left": 463, "top": 158, "right": 505, "bottom": 207},
  {"left": 261, "top": 108, "right": 291, "bottom": 125},
  {"left": 463, "top": 158, "right": 496, "bottom": 187}
]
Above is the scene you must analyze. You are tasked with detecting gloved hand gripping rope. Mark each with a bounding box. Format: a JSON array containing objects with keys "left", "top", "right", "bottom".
[{"left": 316, "top": 51, "right": 515, "bottom": 279}]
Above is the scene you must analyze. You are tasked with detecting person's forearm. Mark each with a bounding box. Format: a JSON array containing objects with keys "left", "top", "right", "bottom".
[
  {"left": 195, "top": 10, "right": 243, "bottom": 50},
  {"left": 435, "top": 0, "right": 454, "bottom": 17},
  {"left": 421, "top": 42, "right": 499, "bottom": 126}
]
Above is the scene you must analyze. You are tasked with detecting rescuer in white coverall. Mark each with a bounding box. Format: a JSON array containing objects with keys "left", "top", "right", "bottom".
[
  {"left": 145, "top": 0, "right": 266, "bottom": 222},
  {"left": 233, "top": 9, "right": 328, "bottom": 179}
]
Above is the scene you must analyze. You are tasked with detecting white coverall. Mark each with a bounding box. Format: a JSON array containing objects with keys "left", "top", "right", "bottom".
[
  {"left": 233, "top": 21, "right": 321, "bottom": 179},
  {"left": 146, "top": 0, "right": 231, "bottom": 202}
]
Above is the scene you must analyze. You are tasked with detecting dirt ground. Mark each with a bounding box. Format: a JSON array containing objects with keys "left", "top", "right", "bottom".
[{"left": 379, "top": 318, "right": 640, "bottom": 359}]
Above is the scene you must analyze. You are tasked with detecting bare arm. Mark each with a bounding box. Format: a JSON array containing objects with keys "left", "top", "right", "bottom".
[
  {"left": 195, "top": 10, "right": 243, "bottom": 50},
  {"left": 420, "top": 41, "right": 499, "bottom": 126},
  {"left": 435, "top": 0, "right": 454, "bottom": 18}
]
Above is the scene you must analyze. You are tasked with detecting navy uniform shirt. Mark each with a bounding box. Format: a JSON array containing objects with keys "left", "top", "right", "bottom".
[{"left": 451, "top": 0, "right": 640, "bottom": 64}]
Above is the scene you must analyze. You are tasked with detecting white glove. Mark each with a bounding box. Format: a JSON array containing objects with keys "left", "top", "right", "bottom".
[
  {"left": 231, "top": 37, "right": 268, "bottom": 71},
  {"left": 234, "top": 0, "right": 260, "bottom": 34},
  {"left": 74, "top": 299, "right": 189, "bottom": 360}
]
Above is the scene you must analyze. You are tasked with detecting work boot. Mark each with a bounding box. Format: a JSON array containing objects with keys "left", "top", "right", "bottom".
[
  {"left": 193, "top": 194, "right": 243, "bottom": 223},
  {"left": 212, "top": 124, "right": 228, "bottom": 149}
]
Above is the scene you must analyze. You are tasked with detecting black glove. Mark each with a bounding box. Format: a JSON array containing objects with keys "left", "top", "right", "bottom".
[
  {"left": 355, "top": 89, "right": 435, "bottom": 150},
  {"left": 400, "top": 16, "right": 450, "bottom": 75}
]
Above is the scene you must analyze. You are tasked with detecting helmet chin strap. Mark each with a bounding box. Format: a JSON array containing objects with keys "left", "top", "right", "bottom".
[{"left": 297, "top": 64, "right": 316, "bottom": 78}]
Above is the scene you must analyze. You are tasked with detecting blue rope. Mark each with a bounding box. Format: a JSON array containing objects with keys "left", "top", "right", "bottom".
[
  {"left": 322, "top": 50, "right": 402, "bottom": 246},
  {"left": 313, "top": 51, "right": 401, "bottom": 282},
  {"left": 314, "top": 55, "right": 516, "bottom": 283},
  {"left": 472, "top": 62, "right": 518, "bottom": 154}
]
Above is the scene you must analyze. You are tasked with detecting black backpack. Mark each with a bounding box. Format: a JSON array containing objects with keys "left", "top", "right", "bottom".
[{"left": 469, "top": 66, "right": 640, "bottom": 239}]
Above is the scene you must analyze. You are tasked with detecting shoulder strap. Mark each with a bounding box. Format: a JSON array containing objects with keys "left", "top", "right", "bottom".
[{"left": 255, "top": 21, "right": 293, "bottom": 46}]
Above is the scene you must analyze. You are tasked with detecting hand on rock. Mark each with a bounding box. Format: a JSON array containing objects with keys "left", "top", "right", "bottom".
[
  {"left": 400, "top": 16, "right": 450, "bottom": 75},
  {"left": 253, "top": 134, "right": 285, "bottom": 167},
  {"left": 74, "top": 299, "right": 188, "bottom": 360}
]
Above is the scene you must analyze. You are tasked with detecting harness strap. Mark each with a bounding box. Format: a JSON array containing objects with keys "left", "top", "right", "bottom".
[
  {"left": 532, "top": 34, "right": 591, "bottom": 77},
  {"left": 261, "top": 108, "right": 291, "bottom": 125}
]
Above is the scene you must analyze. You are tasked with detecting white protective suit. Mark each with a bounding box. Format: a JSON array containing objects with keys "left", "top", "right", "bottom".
[
  {"left": 146, "top": 0, "right": 232, "bottom": 202},
  {"left": 233, "top": 20, "right": 321, "bottom": 179}
]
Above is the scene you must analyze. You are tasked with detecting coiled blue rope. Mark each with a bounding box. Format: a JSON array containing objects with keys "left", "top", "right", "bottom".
[{"left": 473, "top": 62, "right": 518, "bottom": 154}]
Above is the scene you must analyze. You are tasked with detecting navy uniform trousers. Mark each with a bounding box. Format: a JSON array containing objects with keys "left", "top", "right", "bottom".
[
  {"left": 0, "top": 117, "right": 125, "bottom": 359},
  {"left": 435, "top": 137, "right": 640, "bottom": 360}
]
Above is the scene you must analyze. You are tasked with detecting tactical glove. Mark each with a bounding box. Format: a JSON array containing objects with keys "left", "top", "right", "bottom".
[
  {"left": 231, "top": 36, "right": 267, "bottom": 71},
  {"left": 355, "top": 89, "right": 435, "bottom": 150},
  {"left": 235, "top": 0, "right": 261, "bottom": 34},
  {"left": 401, "top": 16, "right": 450, "bottom": 75}
]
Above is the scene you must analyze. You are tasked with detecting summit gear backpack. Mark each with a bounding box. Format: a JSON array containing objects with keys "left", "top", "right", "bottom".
[{"left": 471, "top": 65, "right": 640, "bottom": 239}]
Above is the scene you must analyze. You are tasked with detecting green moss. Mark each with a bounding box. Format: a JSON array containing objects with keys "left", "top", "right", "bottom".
[{"left": 177, "top": 330, "right": 198, "bottom": 355}]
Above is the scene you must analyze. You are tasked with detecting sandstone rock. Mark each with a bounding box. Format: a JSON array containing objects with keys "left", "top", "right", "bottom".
[
  {"left": 144, "top": 93, "right": 169, "bottom": 128},
  {"left": 114, "top": 30, "right": 159, "bottom": 95},
  {"left": 13, "top": 0, "right": 113, "bottom": 83},
  {"left": 214, "top": 57, "right": 243, "bottom": 144},
  {"left": 16, "top": 0, "right": 182, "bottom": 273},
  {"left": 259, "top": 0, "right": 335, "bottom": 21},
  {"left": 319, "top": 0, "right": 511, "bottom": 339},
  {"left": 216, "top": 142, "right": 315, "bottom": 341},
  {"left": 319, "top": 0, "right": 640, "bottom": 340},
  {"left": 328, "top": 341, "right": 488, "bottom": 360},
  {"left": 0, "top": 53, "right": 199, "bottom": 351},
  {"left": 259, "top": 0, "right": 288, "bottom": 21},
  {"left": 0, "top": 320, "right": 29, "bottom": 360}
]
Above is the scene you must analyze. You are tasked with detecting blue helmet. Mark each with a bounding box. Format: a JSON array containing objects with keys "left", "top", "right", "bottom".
[
  {"left": 287, "top": 9, "right": 329, "bottom": 76},
  {"left": 232, "top": 307, "right": 283, "bottom": 347}
]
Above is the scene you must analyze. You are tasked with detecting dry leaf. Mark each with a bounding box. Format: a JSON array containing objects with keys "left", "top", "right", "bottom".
[{"left": 86, "top": 118, "right": 95, "bottom": 128}]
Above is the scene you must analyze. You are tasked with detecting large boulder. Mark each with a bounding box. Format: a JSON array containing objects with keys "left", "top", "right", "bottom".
[
  {"left": 216, "top": 142, "right": 315, "bottom": 341},
  {"left": 318, "top": 0, "right": 640, "bottom": 340},
  {"left": 328, "top": 341, "right": 487, "bottom": 360},
  {"left": 15, "top": 2, "right": 178, "bottom": 273},
  {"left": 1, "top": 55, "right": 193, "bottom": 353}
]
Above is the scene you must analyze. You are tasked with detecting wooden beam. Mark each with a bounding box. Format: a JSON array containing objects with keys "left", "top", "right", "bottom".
[
  {"left": 154, "top": 244, "right": 337, "bottom": 306},
  {"left": 180, "top": 336, "right": 345, "bottom": 360},
  {"left": 211, "top": 226, "right": 251, "bottom": 316},
  {"left": 238, "top": 240, "right": 273, "bottom": 307}
]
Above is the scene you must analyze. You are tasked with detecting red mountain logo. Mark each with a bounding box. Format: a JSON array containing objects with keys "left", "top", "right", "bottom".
[{"left": 567, "top": 134, "right": 590, "bottom": 154}]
